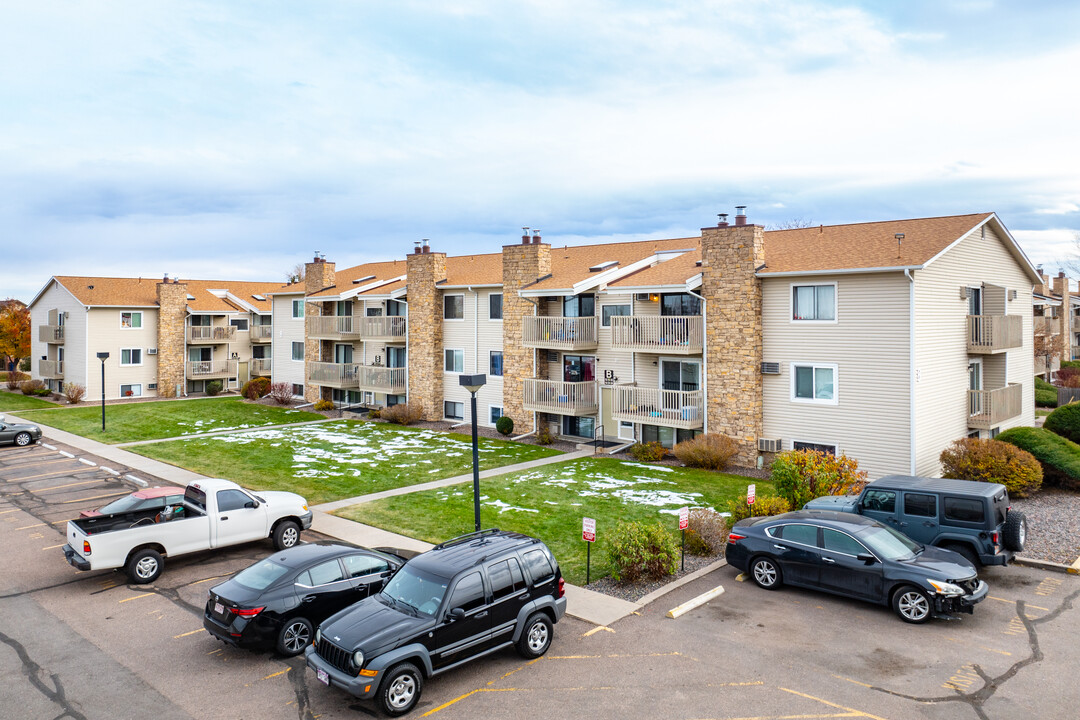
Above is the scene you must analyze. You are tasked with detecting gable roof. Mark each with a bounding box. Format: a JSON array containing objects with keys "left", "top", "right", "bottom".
[
  {"left": 44, "top": 276, "right": 287, "bottom": 312},
  {"left": 605, "top": 250, "right": 703, "bottom": 291},
  {"left": 307, "top": 259, "right": 410, "bottom": 299},
  {"left": 525, "top": 237, "right": 700, "bottom": 293}
]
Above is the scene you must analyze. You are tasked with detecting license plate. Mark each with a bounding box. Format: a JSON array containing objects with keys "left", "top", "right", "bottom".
[
  {"left": 214, "top": 602, "right": 224, "bottom": 615},
  {"left": 317, "top": 669, "right": 329, "bottom": 686}
]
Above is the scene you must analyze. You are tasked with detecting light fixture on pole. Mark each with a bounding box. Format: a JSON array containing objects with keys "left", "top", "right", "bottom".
[
  {"left": 96, "top": 352, "right": 110, "bottom": 432},
  {"left": 458, "top": 373, "right": 487, "bottom": 532}
]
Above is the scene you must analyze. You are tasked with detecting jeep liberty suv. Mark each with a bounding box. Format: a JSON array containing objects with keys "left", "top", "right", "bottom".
[{"left": 305, "top": 529, "right": 567, "bottom": 716}]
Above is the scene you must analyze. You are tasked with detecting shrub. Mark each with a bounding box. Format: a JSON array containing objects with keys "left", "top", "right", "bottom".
[
  {"left": 726, "top": 495, "right": 791, "bottom": 523},
  {"left": 1061, "top": 360, "right": 1080, "bottom": 370},
  {"left": 1043, "top": 402, "right": 1080, "bottom": 444},
  {"left": 313, "top": 399, "right": 335, "bottom": 412},
  {"left": 204, "top": 380, "right": 223, "bottom": 396},
  {"left": 268, "top": 382, "right": 294, "bottom": 405},
  {"left": 63, "top": 383, "right": 86, "bottom": 404},
  {"left": 21, "top": 379, "right": 48, "bottom": 396},
  {"left": 495, "top": 415, "right": 514, "bottom": 436},
  {"left": 536, "top": 426, "right": 554, "bottom": 445},
  {"left": 606, "top": 520, "right": 678, "bottom": 584},
  {"left": 629, "top": 441, "right": 667, "bottom": 463},
  {"left": 684, "top": 508, "right": 728, "bottom": 555},
  {"left": 939, "top": 438, "right": 1043, "bottom": 498},
  {"left": 241, "top": 377, "right": 271, "bottom": 400},
  {"left": 367, "top": 407, "right": 381, "bottom": 419},
  {"left": 1035, "top": 375, "right": 1059, "bottom": 407},
  {"left": 770, "top": 449, "right": 868, "bottom": 509},
  {"left": 5, "top": 371, "right": 26, "bottom": 391},
  {"left": 997, "top": 427, "right": 1080, "bottom": 492},
  {"left": 381, "top": 401, "right": 423, "bottom": 425},
  {"left": 1057, "top": 367, "right": 1080, "bottom": 386},
  {"left": 18, "top": 358, "right": 29, "bottom": 372},
  {"left": 673, "top": 433, "right": 738, "bottom": 470}
]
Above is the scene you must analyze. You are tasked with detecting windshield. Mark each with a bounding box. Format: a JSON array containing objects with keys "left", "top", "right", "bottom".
[
  {"left": 232, "top": 559, "right": 290, "bottom": 591},
  {"left": 381, "top": 565, "right": 448, "bottom": 617},
  {"left": 859, "top": 524, "right": 921, "bottom": 561}
]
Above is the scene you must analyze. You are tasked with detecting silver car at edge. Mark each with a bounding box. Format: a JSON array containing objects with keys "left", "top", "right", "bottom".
[{"left": 0, "top": 415, "right": 43, "bottom": 447}]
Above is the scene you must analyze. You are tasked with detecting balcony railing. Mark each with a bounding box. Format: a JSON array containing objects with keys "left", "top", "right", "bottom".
[
  {"left": 1035, "top": 356, "right": 1060, "bottom": 377},
  {"left": 356, "top": 366, "right": 408, "bottom": 393},
  {"left": 39, "top": 359, "right": 63, "bottom": 378},
  {"left": 358, "top": 316, "right": 407, "bottom": 341},
  {"left": 187, "top": 326, "right": 237, "bottom": 343},
  {"left": 522, "top": 316, "right": 598, "bottom": 350},
  {"left": 39, "top": 325, "right": 64, "bottom": 343},
  {"left": 186, "top": 360, "right": 237, "bottom": 379},
  {"left": 1073, "top": 317, "right": 1080, "bottom": 333},
  {"left": 1034, "top": 316, "right": 1059, "bottom": 335},
  {"left": 967, "top": 315, "right": 1022, "bottom": 353},
  {"left": 307, "top": 316, "right": 363, "bottom": 340},
  {"left": 609, "top": 315, "right": 703, "bottom": 354},
  {"left": 611, "top": 384, "right": 705, "bottom": 430},
  {"left": 251, "top": 325, "right": 273, "bottom": 342},
  {"left": 307, "top": 361, "right": 359, "bottom": 388},
  {"left": 522, "top": 379, "right": 598, "bottom": 416},
  {"left": 250, "top": 358, "right": 272, "bottom": 376},
  {"left": 968, "top": 383, "right": 1023, "bottom": 430}
]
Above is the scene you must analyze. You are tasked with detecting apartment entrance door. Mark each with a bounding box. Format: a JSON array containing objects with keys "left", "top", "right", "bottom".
[{"left": 334, "top": 344, "right": 353, "bottom": 364}]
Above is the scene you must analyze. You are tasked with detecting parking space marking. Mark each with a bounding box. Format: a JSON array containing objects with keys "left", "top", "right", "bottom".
[
  {"left": 118, "top": 593, "right": 156, "bottom": 604},
  {"left": 173, "top": 629, "right": 206, "bottom": 639},
  {"left": 16, "top": 523, "right": 46, "bottom": 530},
  {"left": 262, "top": 668, "right": 291, "bottom": 680},
  {"left": 41, "top": 543, "right": 66, "bottom": 550},
  {"left": 0, "top": 508, "right": 18, "bottom": 515},
  {"left": 6, "top": 468, "right": 84, "bottom": 482},
  {"left": 941, "top": 636, "right": 1011, "bottom": 656},
  {"left": 59, "top": 491, "right": 128, "bottom": 504},
  {"left": 1035, "top": 577, "right": 1063, "bottom": 596},
  {"left": 188, "top": 575, "right": 228, "bottom": 586},
  {"left": 582, "top": 625, "right": 614, "bottom": 636},
  {"left": 942, "top": 663, "right": 981, "bottom": 692},
  {"left": 833, "top": 675, "right": 873, "bottom": 688},
  {"left": 206, "top": 648, "right": 223, "bottom": 655},
  {"left": 35, "top": 478, "right": 110, "bottom": 492},
  {"left": 987, "top": 595, "right": 1049, "bottom": 612},
  {"left": 2, "top": 458, "right": 75, "bottom": 470},
  {"left": 1003, "top": 616, "right": 1027, "bottom": 636},
  {"left": 421, "top": 687, "right": 518, "bottom": 717},
  {"left": 779, "top": 687, "right": 889, "bottom": 720}
]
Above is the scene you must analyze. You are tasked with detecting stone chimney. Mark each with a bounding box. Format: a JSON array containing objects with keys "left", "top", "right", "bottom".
[
  {"left": 1053, "top": 272, "right": 1071, "bottom": 340},
  {"left": 156, "top": 277, "right": 189, "bottom": 398},
  {"left": 700, "top": 212, "right": 765, "bottom": 466},
  {"left": 502, "top": 231, "right": 552, "bottom": 429},
  {"left": 302, "top": 255, "right": 337, "bottom": 403},
  {"left": 406, "top": 243, "right": 448, "bottom": 420}
]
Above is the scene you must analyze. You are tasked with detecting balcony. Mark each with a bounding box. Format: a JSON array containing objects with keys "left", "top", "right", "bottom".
[
  {"left": 522, "top": 379, "right": 598, "bottom": 416},
  {"left": 251, "top": 325, "right": 273, "bottom": 342},
  {"left": 307, "top": 361, "right": 359, "bottom": 389},
  {"left": 610, "top": 315, "right": 703, "bottom": 354},
  {"left": 611, "top": 384, "right": 704, "bottom": 430},
  {"left": 967, "top": 315, "right": 1022, "bottom": 354},
  {"left": 1035, "top": 355, "right": 1060, "bottom": 377},
  {"left": 186, "top": 360, "right": 237, "bottom": 379},
  {"left": 522, "top": 316, "right": 598, "bottom": 351},
  {"left": 39, "top": 325, "right": 64, "bottom": 343},
  {"left": 250, "top": 358, "right": 272, "bottom": 377},
  {"left": 968, "top": 383, "right": 1023, "bottom": 430},
  {"left": 1072, "top": 317, "right": 1080, "bottom": 333},
  {"left": 188, "top": 326, "right": 237, "bottom": 344},
  {"left": 1034, "top": 316, "right": 1059, "bottom": 335},
  {"left": 356, "top": 366, "right": 408, "bottom": 394},
  {"left": 307, "top": 315, "right": 408, "bottom": 342},
  {"left": 39, "top": 359, "right": 63, "bottom": 379},
  {"left": 358, "top": 316, "right": 407, "bottom": 342}
]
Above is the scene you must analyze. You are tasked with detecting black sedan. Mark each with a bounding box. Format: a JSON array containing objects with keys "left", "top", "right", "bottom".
[
  {"left": 0, "top": 415, "right": 42, "bottom": 447},
  {"left": 725, "top": 510, "right": 989, "bottom": 623},
  {"left": 204, "top": 542, "right": 404, "bottom": 656}
]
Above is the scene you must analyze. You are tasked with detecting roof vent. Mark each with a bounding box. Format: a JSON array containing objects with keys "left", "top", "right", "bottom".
[
  {"left": 186, "top": 294, "right": 196, "bottom": 301},
  {"left": 589, "top": 260, "right": 618, "bottom": 272},
  {"left": 717, "top": 213, "right": 729, "bottom": 227},
  {"left": 522, "top": 227, "right": 531, "bottom": 244},
  {"left": 251, "top": 294, "right": 266, "bottom": 301},
  {"left": 414, "top": 241, "right": 422, "bottom": 254},
  {"left": 532, "top": 229, "right": 542, "bottom": 244},
  {"left": 352, "top": 275, "right": 376, "bottom": 284},
  {"left": 735, "top": 206, "right": 748, "bottom": 226},
  {"left": 761, "top": 362, "right": 780, "bottom": 375}
]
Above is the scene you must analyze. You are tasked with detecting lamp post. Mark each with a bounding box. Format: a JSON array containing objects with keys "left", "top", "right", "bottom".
[
  {"left": 458, "top": 374, "right": 487, "bottom": 532},
  {"left": 96, "top": 352, "right": 109, "bottom": 432}
]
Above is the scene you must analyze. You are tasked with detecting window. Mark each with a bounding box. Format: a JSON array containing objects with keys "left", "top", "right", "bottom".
[
  {"left": 216, "top": 489, "right": 251, "bottom": 512},
  {"left": 642, "top": 425, "right": 699, "bottom": 449},
  {"left": 522, "top": 549, "right": 555, "bottom": 584},
  {"left": 120, "top": 348, "right": 142, "bottom": 366},
  {"left": 291, "top": 342, "right": 304, "bottom": 361},
  {"left": 944, "top": 497, "right": 984, "bottom": 523},
  {"left": 387, "top": 299, "right": 406, "bottom": 317},
  {"left": 444, "top": 294, "right": 464, "bottom": 320},
  {"left": 230, "top": 318, "right": 248, "bottom": 331},
  {"left": 366, "top": 306, "right": 383, "bottom": 316},
  {"left": 861, "top": 489, "right": 896, "bottom": 513},
  {"left": 822, "top": 528, "right": 868, "bottom": 556},
  {"left": 602, "top": 304, "right": 631, "bottom": 326},
  {"left": 291, "top": 383, "right": 304, "bottom": 397},
  {"left": 343, "top": 554, "right": 389, "bottom": 579},
  {"left": 792, "top": 284, "right": 836, "bottom": 321},
  {"left": 306, "top": 559, "right": 346, "bottom": 586},
  {"left": 904, "top": 493, "right": 937, "bottom": 518},
  {"left": 792, "top": 363, "right": 836, "bottom": 404},
  {"left": 120, "top": 383, "right": 142, "bottom": 397},
  {"left": 120, "top": 311, "right": 142, "bottom": 328},
  {"left": 489, "top": 351, "right": 503, "bottom": 376},
  {"left": 448, "top": 572, "right": 486, "bottom": 613},
  {"left": 793, "top": 441, "right": 836, "bottom": 455},
  {"left": 489, "top": 293, "right": 503, "bottom": 320},
  {"left": 660, "top": 293, "right": 701, "bottom": 316},
  {"left": 444, "top": 401, "right": 464, "bottom": 420},
  {"left": 563, "top": 294, "right": 594, "bottom": 318},
  {"left": 489, "top": 406, "right": 503, "bottom": 425},
  {"left": 777, "top": 524, "right": 819, "bottom": 547},
  {"left": 445, "top": 349, "right": 464, "bottom": 373},
  {"left": 488, "top": 558, "right": 525, "bottom": 600},
  {"left": 291, "top": 299, "right": 305, "bottom": 318}
]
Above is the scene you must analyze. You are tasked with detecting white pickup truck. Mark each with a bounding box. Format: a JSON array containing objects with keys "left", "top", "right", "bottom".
[{"left": 63, "top": 478, "right": 313, "bottom": 584}]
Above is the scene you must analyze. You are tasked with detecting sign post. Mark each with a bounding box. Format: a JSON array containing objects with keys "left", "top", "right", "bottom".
[
  {"left": 747, "top": 483, "right": 756, "bottom": 506},
  {"left": 582, "top": 517, "right": 596, "bottom": 585},
  {"left": 678, "top": 507, "right": 689, "bottom": 571}
]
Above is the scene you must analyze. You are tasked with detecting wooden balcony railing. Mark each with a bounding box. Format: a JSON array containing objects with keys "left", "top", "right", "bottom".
[
  {"left": 307, "top": 316, "right": 363, "bottom": 340},
  {"left": 186, "top": 360, "right": 237, "bottom": 378},
  {"left": 250, "top": 358, "right": 272, "bottom": 376},
  {"left": 356, "top": 366, "right": 408, "bottom": 393},
  {"left": 187, "top": 326, "right": 237, "bottom": 343},
  {"left": 39, "top": 359, "right": 63, "bottom": 378},
  {"left": 522, "top": 379, "right": 598, "bottom": 416},
  {"left": 611, "top": 384, "right": 704, "bottom": 430},
  {"left": 609, "top": 315, "right": 703, "bottom": 354},
  {"left": 967, "top": 315, "right": 1022, "bottom": 353},
  {"left": 251, "top": 325, "right": 273, "bottom": 341},
  {"left": 39, "top": 325, "right": 64, "bottom": 343},
  {"left": 968, "top": 383, "right": 1023, "bottom": 429},
  {"left": 1072, "top": 317, "right": 1080, "bottom": 333},
  {"left": 307, "top": 361, "right": 359, "bottom": 388},
  {"left": 358, "top": 316, "right": 407, "bottom": 341},
  {"left": 522, "top": 316, "right": 598, "bottom": 350},
  {"left": 1034, "top": 316, "right": 1059, "bottom": 335},
  {"left": 1035, "top": 356, "right": 1060, "bottom": 376}
]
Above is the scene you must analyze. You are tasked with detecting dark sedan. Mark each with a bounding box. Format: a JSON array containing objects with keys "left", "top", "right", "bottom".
[
  {"left": 725, "top": 510, "right": 989, "bottom": 623},
  {"left": 0, "top": 415, "right": 42, "bottom": 447},
  {"left": 204, "top": 542, "right": 404, "bottom": 656}
]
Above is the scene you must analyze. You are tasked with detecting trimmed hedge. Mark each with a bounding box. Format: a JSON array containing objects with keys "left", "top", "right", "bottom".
[
  {"left": 997, "top": 426, "right": 1080, "bottom": 492},
  {"left": 1035, "top": 375, "right": 1058, "bottom": 408},
  {"left": 1043, "top": 402, "right": 1080, "bottom": 444},
  {"left": 1060, "top": 361, "right": 1080, "bottom": 370},
  {"left": 939, "top": 438, "right": 1043, "bottom": 497}
]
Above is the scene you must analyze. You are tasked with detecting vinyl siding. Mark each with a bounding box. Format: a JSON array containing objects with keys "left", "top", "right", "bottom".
[
  {"left": 271, "top": 295, "right": 305, "bottom": 391},
  {"left": 30, "top": 281, "right": 87, "bottom": 390},
  {"left": 86, "top": 308, "right": 160, "bottom": 400},
  {"left": 442, "top": 289, "right": 505, "bottom": 425}
]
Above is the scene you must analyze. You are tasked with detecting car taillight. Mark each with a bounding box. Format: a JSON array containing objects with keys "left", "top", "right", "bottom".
[
  {"left": 727, "top": 533, "right": 746, "bottom": 544},
  {"left": 230, "top": 606, "right": 264, "bottom": 617},
  {"left": 557, "top": 577, "right": 565, "bottom": 599},
  {"left": 991, "top": 532, "right": 999, "bottom": 545},
  {"left": 83, "top": 540, "right": 91, "bottom": 555}
]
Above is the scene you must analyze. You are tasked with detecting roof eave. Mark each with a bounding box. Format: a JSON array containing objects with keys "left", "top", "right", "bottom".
[{"left": 757, "top": 265, "right": 923, "bottom": 278}]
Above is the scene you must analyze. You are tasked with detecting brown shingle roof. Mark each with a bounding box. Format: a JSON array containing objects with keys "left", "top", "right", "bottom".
[
  {"left": 606, "top": 250, "right": 702, "bottom": 289},
  {"left": 53, "top": 276, "right": 287, "bottom": 311},
  {"left": 308, "top": 259, "right": 410, "bottom": 298},
  {"left": 527, "top": 237, "right": 699, "bottom": 291},
  {"left": 443, "top": 253, "right": 503, "bottom": 286}
]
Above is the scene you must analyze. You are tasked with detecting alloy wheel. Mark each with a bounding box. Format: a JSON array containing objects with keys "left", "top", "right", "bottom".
[
  {"left": 753, "top": 560, "right": 777, "bottom": 587},
  {"left": 282, "top": 527, "right": 299, "bottom": 547},
  {"left": 898, "top": 591, "right": 929, "bottom": 621},
  {"left": 283, "top": 622, "right": 310, "bottom": 654},
  {"left": 135, "top": 557, "right": 159, "bottom": 580}
]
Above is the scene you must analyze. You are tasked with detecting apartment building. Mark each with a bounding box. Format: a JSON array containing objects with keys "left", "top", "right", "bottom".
[
  {"left": 1030, "top": 270, "right": 1079, "bottom": 375},
  {"left": 29, "top": 275, "right": 286, "bottom": 400}
]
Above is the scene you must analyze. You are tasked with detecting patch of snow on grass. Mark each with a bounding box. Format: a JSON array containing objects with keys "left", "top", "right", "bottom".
[
  {"left": 619, "top": 461, "right": 674, "bottom": 472},
  {"left": 485, "top": 499, "right": 538, "bottom": 514}
]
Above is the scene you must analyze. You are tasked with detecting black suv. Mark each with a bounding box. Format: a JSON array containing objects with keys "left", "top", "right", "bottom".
[{"left": 305, "top": 529, "right": 567, "bottom": 716}]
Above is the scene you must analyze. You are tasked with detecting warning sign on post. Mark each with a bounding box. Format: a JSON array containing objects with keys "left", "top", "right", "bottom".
[
  {"left": 678, "top": 507, "right": 689, "bottom": 530},
  {"left": 582, "top": 517, "right": 596, "bottom": 543},
  {"left": 747, "top": 484, "right": 757, "bottom": 505}
]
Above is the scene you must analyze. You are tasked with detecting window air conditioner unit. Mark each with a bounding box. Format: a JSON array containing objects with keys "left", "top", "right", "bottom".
[
  {"left": 760, "top": 362, "right": 780, "bottom": 375},
  {"left": 547, "top": 350, "right": 560, "bottom": 362},
  {"left": 757, "top": 438, "right": 782, "bottom": 453},
  {"left": 148, "top": 383, "right": 157, "bottom": 390},
  {"left": 959, "top": 287, "right": 969, "bottom": 300},
  {"left": 636, "top": 293, "right": 651, "bottom": 302},
  {"left": 147, "top": 348, "right": 158, "bottom": 355}
]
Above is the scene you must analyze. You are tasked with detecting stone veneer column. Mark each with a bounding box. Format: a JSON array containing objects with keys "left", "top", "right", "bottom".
[
  {"left": 406, "top": 249, "right": 448, "bottom": 420},
  {"left": 1053, "top": 272, "right": 1072, "bottom": 360},
  {"left": 501, "top": 239, "right": 551, "bottom": 427},
  {"left": 700, "top": 223, "right": 765, "bottom": 466},
  {"left": 304, "top": 257, "right": 336, "bottom": 403},
  {"left": 156, "top": 279, "right": 189, "bottom": 398}
]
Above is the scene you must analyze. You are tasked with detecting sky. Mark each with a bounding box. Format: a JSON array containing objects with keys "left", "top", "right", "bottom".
[{"left": 2, "top": 0, "right": 1079, "bottom": 301}]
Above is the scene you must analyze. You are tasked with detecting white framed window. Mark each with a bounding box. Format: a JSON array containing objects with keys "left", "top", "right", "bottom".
[
  {"left": 291, "top": 342, "right": 305, "bottom": 361},
  {"left": 445, "top": 349, "right": 464, "bottom": 373},
  {"left": 792, "top": 440, "right": 838, "bottom": 455},
  {"left": 489, "top": 293, "right": 503, "bottom": 320},
  {"left": 120, "top": 348, "right": 143, "bottom": 366},
  {"left": 791, "top": 283, "right": 837, "bottom": 323},
  {"left": 790, "top": 362, "right": 837, "bottom": 404},
  {"left": 292, "top": 299, "right": 305, "bottom": 318},
  {"left": 489, "top": 406, "right": 503, "bottom": 426},
  {"left": 292, "top": 383, "right": 304, "bottom": 397},
  {"left": 489, "top": 351, "right": 503, "bottom": 376},
  {"left": 601, "top": 304, "right": 631, "bottom": 327},
  {"left": 444, "top": 294, "right": 464, "bottom": 320},
  {"left": 120, "top": 311, "right": 143, "bottom": 329},
  {"left": 230, "top": 318, "right": 249, "bottom": 331},
  {"left": 444, "top": 401, "right": 464, "bottom": 420},
  {"left": 120, "top": 383, "right": 143, "bottom": 397}
]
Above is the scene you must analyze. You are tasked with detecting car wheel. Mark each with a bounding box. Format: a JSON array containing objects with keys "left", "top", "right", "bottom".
[
  {"left": 750, "top": 556, "right": 782, "bottom": 590},
  {"left": 376, "top": 662, "right": 423, "bottom": 717},
  {"left": 516, "top": 612, "right": 553, "bottom": 659},
  {"left": 1002, "top": 511, "right": 1026, "bottom": 552},
  {"left": 126, "top": 548, "right": 163, "bottom": 584},
  {"left": 272, "top": 520, "right": 301, "bottom": 550},
  {"left": 276, "top": 617, "right": 313, "bottom": 656},
  {"left": 945, "top": 543, "right": 980, "bottom": 567},
  {"left": 14, "top": 432, "right": 32, "bottom": 447},
  {"left": 892, "top": 585, "right": 932, "bottom": 624}
]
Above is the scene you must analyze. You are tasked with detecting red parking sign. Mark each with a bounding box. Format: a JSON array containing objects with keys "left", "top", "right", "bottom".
[
  {"left": 582, "top": 517, "right": 596, "bottom": 543},
  {"left": 747, "top": 484, "right": 756, "bottom": 505},
  {"left": 678, "top": 507, "right": 689, "bottom": 530}
]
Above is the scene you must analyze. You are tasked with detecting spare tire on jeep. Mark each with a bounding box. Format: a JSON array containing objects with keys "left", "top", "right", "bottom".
[{"left": 1002, "top": 510, "right": 1026, "bottom": 552}]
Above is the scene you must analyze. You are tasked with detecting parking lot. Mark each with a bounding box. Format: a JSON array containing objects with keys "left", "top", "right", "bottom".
[{"left": 2, "top": 440, "right": 1079, "bottom": 719}]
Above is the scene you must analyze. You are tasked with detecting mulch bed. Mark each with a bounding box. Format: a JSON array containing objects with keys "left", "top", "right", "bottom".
[{"left": 583, "top": 553, "right": 722, "bottom": 603}]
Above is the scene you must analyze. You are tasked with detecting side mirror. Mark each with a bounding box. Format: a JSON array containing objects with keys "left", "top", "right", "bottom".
[
  {"left": 245, "top": 500, "right": 260, "bottom": 509},
  {"left": 448, "top": 608, "right": 465, "bottom": 622},
  {"left": 857, "top": 554, "right": 876, "bottom": 564}
]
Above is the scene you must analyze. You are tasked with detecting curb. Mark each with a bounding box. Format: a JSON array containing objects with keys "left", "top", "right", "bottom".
[{"left": 1012, "top": 556, "right": 1079, "bottom": 575}]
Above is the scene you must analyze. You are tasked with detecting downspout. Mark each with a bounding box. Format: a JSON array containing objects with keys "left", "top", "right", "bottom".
[
  {"left": 688, "top": 288, "right": 707, "bottom": 436},
  {"left": 396, "top": 297, "right": 409, "bottom": 403},
  {"left": 905, "top": 269, "right": 915, "bottom": 475},
  {"left": 518, "top": 292, "right": 540, "bottom": 435}
]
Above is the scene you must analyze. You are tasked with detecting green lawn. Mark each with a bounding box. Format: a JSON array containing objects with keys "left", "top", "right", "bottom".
[
  {"left": 131, "top": 420, "right": 562, "bottom": 504},
  {"left": 0, "top": 390, "right": 61, "bottom": 411},
  {"left": 335, "top": 457, "right": 771, "bottom": 585},
  {"left": 1036, "top": 408, "right": 1053, "bottom": 417},
  {"left": 20, "top": 397, "right": 322, "bottom": 443}
]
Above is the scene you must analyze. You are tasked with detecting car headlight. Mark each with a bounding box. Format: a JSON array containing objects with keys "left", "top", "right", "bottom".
[
  {"left": 927, "top": 579, "right": 965, "bottom": 596},
  {"left": 315, "top": 628, "right": 321, "bottom": 644},
  {"left": 353, "top": 650, "right": 364, "bottom": 668}
]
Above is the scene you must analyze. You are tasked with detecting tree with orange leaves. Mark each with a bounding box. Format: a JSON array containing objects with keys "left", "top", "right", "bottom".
[{"left": 0, "top": 300, "right": 30, "bottom": 372}]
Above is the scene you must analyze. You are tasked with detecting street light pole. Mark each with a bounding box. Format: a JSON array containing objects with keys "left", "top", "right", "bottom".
[
  {"left": 458, "top": 374, "right": 487, "bottom": 532},
  {"left": 96, "top": 352, "right": 109, "bottom": 432}
]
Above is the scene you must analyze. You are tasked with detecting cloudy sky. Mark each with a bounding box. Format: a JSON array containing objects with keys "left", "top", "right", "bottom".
[{"left": 3, "top": 1, "right": 1079, "bottom": 301}]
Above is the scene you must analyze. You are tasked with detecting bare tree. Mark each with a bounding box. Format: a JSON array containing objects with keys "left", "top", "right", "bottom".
[
  {"left": 768, "top": 217, "right": 815, "bottom": 230},
  {"left": 1034, "top": 330, "right": 1065, "bottom": 380},
  {"left": 286, "top": 262, "right": 306, "bottom": 285}
]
